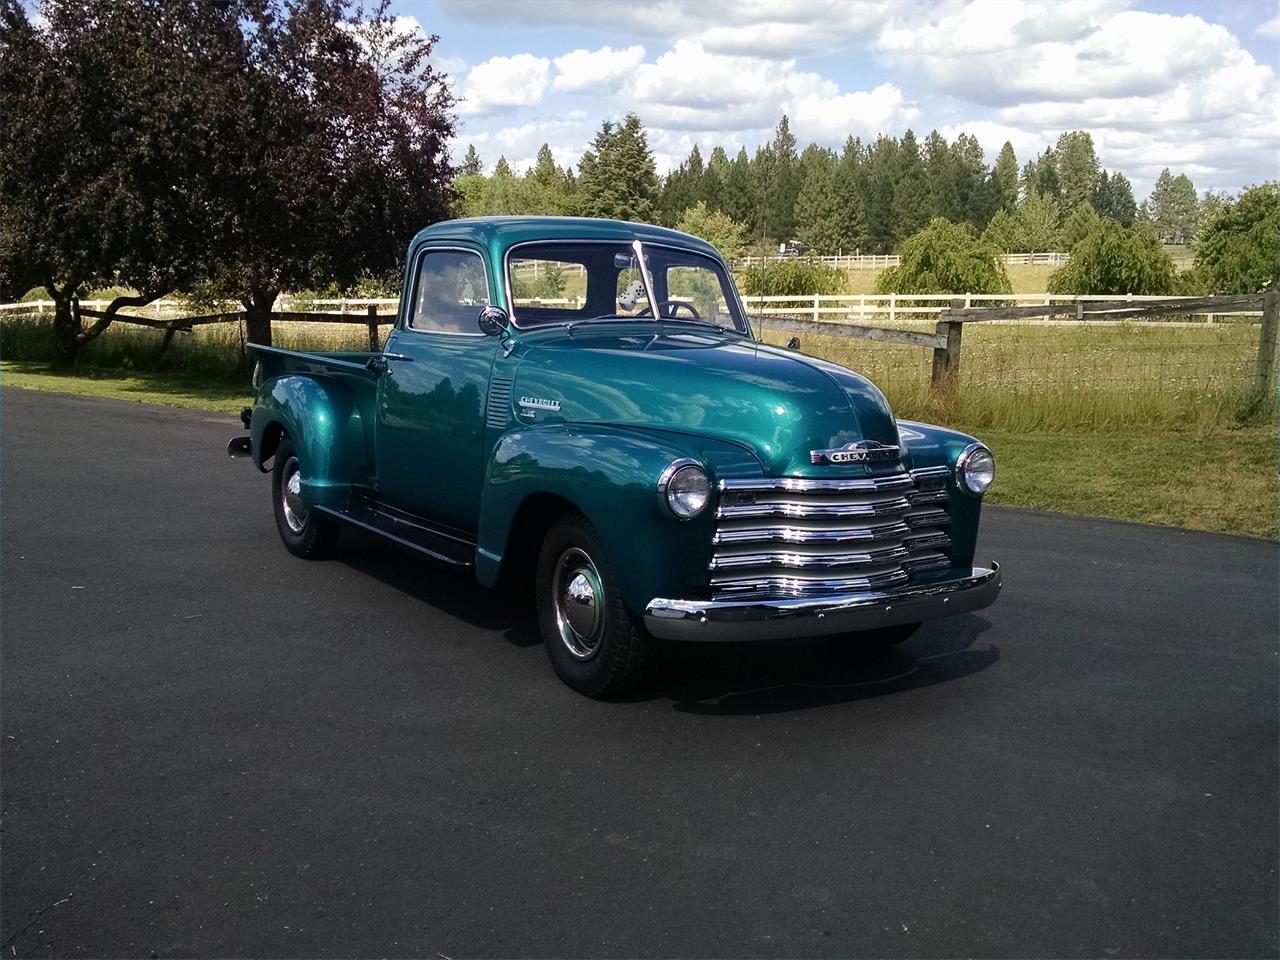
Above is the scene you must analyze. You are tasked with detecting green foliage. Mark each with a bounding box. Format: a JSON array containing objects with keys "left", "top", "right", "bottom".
[
  {"left": 738, "top": 256, "right": 847, "bottom": 297},
  {"left": 575, "top": 113, "right": 658, "bottom": 222},
  {"left": 1143, "top": 168, "right": 1200, "bottom": 243},
  {"left": 511, "top": 261, "right": 566, "bottom": 300},
  {"left": 1055, "top": 131, "right": 1100, "bottom": 217},
  {"left": 1059, "top": 202, "right": 1102, "bottom": 250},
  {"left": 793, "top": 146, "right": 843, "bottom": 254},
  {"left": 1093, "top": 170, "right": 1137, "bottom": 226},
  {"left": 877, "top": 218, "right": 1012, "bottom": 294},
  {"left": 459, "top": 144, "right": 482, "bottom": 176},
  {"left": 1047, "top": 221, "right": 1177, "bottom": 294},
  {"left": 674, "top": 202, "right": 747, "bottom": 261},
  {"left": 1193, "top": 183, "right": 1280, "bottom": 293},
  {"left": 992, "top": 142, "right": 1020, "bottom": 214},
  {"left": 891, "top": 130, "right": 931, "bottom": 244},
  {"left": 983, "top": 191, "right": 1061, "bottom": 251}
]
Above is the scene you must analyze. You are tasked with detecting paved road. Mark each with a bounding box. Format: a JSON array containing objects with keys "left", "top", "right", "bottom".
[{"left": 2, "top": 387, "right": 1277, "bottom": 958}]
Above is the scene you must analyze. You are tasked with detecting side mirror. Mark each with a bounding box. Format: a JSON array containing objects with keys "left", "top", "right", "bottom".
[
  {"left": 478, "top": 305, "right": 508, "bottom": 337},
  {"left": 787, "top": 336, "right": 801, "bottom": 351}
]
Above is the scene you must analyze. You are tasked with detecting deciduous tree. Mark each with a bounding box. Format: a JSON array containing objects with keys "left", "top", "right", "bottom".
[
  {"left": 1048, "top": 221, "right": 1176, "bottom": 294},
  {"left": 675, "top": 202, "right": 747, "bottom": 261},
  {"left": 877, "top": 218, "right": 1012, "bottom": 294},
  {"left": 1193, "top": 183, "right": 1279, "bottom": 293}
]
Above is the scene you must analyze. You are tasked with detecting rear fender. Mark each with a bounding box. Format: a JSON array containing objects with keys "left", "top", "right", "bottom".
[{"left": 250, "top": 375, "right": 364, "bottom": 506}]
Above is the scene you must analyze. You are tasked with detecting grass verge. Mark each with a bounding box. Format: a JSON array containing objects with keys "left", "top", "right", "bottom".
[{"left": 3, "top": 361, "right": 1275, "bottom": 539}]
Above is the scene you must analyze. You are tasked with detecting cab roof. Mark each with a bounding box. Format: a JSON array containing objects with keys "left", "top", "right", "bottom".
[{"left": 410, "top": 216, "right": 722, "bottom": 261}]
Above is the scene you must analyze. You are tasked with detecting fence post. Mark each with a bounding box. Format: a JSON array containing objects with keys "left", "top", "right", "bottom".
[
  {"left": 889, "top": 293, "right": 896, "bottom": 325},
  {"left": 812, "top": 294, "right": 820, "bottom": 322},
  {"left": 367, "top": 304, "right": 380, "bottom": 352},
  {"left": 1255, "top": 289, "right": 1279, "bottom": 398},
  {"left": 931, "top": 299, "right": 965, "bottom": 390}
]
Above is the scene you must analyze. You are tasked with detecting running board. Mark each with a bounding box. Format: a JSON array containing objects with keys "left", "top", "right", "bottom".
[{"left": 313, "top": 501, "right": 475, "bottom": 567}]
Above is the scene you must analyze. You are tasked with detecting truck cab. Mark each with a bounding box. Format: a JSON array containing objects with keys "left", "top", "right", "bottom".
[{"left": 230, "top": 216, "right": 1001, "bottom": 698}]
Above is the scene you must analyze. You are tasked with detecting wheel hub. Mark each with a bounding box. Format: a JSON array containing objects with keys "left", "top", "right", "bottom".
[
  {"left": 281, "top": 456, "right": 307, "bottom": 534},
  {"left": 553, "top": 548, "right": 604, "bottom": 660}
]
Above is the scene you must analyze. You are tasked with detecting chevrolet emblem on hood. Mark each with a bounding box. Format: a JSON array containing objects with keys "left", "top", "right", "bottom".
[{"left": 810, "top": 440, "right": 900, "bottom": 465}]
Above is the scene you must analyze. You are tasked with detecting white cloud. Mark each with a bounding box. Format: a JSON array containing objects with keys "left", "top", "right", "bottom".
[
  {"left": 880, "top": 2, "right": 1279, "bottom": 194},
  {"left": 1257, "top": 12, "right": 1280, "bottom": 39},
  {"left": 623, "top": 40, "right": 915, "bottom": 148},
  {"left": 553, "top": 45, "right": 646, "bottom": 92},
  {"left": 457, "top": 54, "right": 551, "bottom": 116},
  {"left": 438, "top": 0, "right": 898, "bottom": 58}
]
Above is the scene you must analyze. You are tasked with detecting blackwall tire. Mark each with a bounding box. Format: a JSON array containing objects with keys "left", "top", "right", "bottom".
[
  {"left": 535, "top": 513, "right": 652, "bottom": 699},
  {"left": 271, "top": 436, "right": 340, "bottom": 559}
]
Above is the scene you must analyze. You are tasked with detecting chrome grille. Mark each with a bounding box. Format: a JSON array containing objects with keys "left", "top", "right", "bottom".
[{"left": 710, "top": 466, "right": 953, "bottom": 600}]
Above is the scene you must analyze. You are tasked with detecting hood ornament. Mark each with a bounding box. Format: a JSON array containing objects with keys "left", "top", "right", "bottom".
[{"left": 810, "top": 439, "right": 900, "bottom": 465}]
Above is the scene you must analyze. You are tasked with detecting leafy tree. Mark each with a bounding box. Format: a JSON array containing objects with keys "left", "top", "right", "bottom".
[
  {"left": 991, "top": 141, "right": 1020, "bottom": 213},
  {"left": 1055, "top": 131, "right": 1099, "bottom": 217},
  {"left": 739, "top": 257, "right": 847, "bottom": 297},
  {"left": 199, "top": 0, "right": 455, "bottom": 345},
  {"left": 1093, "top": 170, "right": 1136, "bottom": 226},
  {"left": 1047, "top": 221, "right": 1176, "bottom": 294},
  {"left": 877, "top": 218, "right": 1012, "bottom": 294},
  {"left": 983, "top": 191, "right": 1061, "bottom": 251},
  {"left": 1144, "top": 168, "right": 1199, "bottom": 244},
  {"left": 460, "top": 144, "right": 483, "bottom": 176},
  {"left": 892, "top": 130, "right": 931, "bottom": 244},
  {"left": 531, "top": 144, "right": 562, "bottom": 188},
  {"left": 493, "top": 156, "right": 514, "bottom": 179},
  {"left": 1059, "top": 202, "right": 1102, "bottom": 250},
  {"left": 1193, "top": 183, "right": 1279, "bottom": 293},
  {"left": 576, "top": 113, "right": 658, "bottom": 222},
  {"left": 674, "top": 202, "right": 747, "bottom": 261},
  {"left": 0, "top": 0, "right": 223, "bottom": 367}
]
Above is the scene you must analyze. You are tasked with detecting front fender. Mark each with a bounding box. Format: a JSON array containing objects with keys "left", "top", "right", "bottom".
[
  {"left": 477, "top": 425, "right": 757, "bottom": 613},
  {"left": 898, "top": 419, "right": 990, "bottom": 568},
  {"left": 250, "top": 375, "right": 366, "bottom": 506}
]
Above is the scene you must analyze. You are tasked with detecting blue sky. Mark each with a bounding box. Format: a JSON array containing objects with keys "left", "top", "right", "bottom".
[{"left": 395, "top": 0, "right": 1279, "bottom": 199}]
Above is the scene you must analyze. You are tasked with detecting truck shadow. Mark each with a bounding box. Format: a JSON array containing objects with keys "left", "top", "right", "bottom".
[
  {"left": 334, "top": 528, "right": 998, "bottom": 714},
  {"left": 655, "top": 617, "right": 997, "bottom": 715}
]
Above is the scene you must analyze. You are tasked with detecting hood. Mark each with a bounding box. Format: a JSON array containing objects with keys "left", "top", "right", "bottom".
[{"left": 511, "top": 325, "right": 898, "bottom": 476}]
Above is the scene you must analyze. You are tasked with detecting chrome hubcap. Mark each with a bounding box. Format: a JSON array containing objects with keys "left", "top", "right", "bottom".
[
  {"left": 553, "top": 547, "right": 605, "bottom": 660},
  {"left": 281, "top": 456, "right": 307, "bottom": 534}
]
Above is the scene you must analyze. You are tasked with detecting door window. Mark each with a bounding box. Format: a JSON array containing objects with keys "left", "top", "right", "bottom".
[{"left": 409, "top": 249, "right": 490, "bottom": 334}]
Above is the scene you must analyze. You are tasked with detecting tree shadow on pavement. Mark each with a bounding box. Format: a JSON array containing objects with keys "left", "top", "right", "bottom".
[{"left": 655, "top": 616, "right": 998, "bottom": 715}]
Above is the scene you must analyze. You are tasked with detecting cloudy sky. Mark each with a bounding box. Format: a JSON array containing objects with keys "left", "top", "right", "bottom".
[{"left": 402, "top": 0, "right": 1279, "bottom": 198}]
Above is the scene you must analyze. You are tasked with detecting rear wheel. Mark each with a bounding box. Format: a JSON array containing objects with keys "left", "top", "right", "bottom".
[
  {"left": 536, "top": 513, "right": 652, "bottom": 698},
  {"left": 271, "top": 436, "right": 340, "bottom": 559}
]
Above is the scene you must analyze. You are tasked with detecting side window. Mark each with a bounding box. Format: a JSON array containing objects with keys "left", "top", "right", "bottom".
[{"left": 410, "top": 249, "right": 490, "bottom": 333}]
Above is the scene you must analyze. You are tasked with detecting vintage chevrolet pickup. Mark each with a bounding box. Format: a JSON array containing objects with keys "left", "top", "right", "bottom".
[{"left": 229, "top": 216, "right": 1000, "bottom": 697}]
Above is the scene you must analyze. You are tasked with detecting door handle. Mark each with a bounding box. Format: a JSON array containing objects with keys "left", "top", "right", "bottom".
[
  {"left": 383, "top": 353, "right": 414, "bottom": 363},
  {"left": 366, "top": 353, "right": 414, "bottom": 375}
]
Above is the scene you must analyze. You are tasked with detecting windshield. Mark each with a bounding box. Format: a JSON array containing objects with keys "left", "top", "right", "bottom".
[{"left": 506, "top": 240, "right": 749, "bottom": 334}]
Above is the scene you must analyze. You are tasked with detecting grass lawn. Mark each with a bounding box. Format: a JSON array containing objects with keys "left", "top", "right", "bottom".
[
  {"left": 1, "top": 361, "right": 252, "bottom": 414},
  {"left": 3, "top": 360, "right": 1274, "bottom": 540}
]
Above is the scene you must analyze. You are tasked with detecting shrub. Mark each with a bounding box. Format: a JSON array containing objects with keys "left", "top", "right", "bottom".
[
  {"left": 1193, "top": 183, "right": 1279, "bottom": 294},
  {"left": 738, "top": 256, "right": 847, "bottom": 297},
  {"left": 675, "top": 202, "right": 748, "bottom": 261},
  {"left": 878, "top": 218, "right": 1012, "bottom": 294},
  {"left": 1048, "top": 222, "right": 1176, "bottom": 295}
]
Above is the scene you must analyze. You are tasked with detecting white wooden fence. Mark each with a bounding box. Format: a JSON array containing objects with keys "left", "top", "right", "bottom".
[
  {"left": 1, "top": 292, "right": 1262, "bottom": 327},
  {"left": 733, "top": 252, "right": 1071, "bottom": 270}
]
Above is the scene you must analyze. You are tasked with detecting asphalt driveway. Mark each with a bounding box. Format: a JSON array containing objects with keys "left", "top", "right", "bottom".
[{"left": 2, "top": 387, "right": 1276, "bottom": 958}]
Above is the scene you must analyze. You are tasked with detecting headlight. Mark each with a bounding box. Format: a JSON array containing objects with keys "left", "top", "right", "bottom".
[
  {"left": 657, "top": 459, "right": 710, "bottom": 519},
  {"left": 956, "top": 443, "right": 995, "bottom": 496}
]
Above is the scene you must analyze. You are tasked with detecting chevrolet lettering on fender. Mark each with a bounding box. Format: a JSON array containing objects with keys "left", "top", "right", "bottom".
[{"left": 228, "top": 216, "right": 1001, "bottom": 698}]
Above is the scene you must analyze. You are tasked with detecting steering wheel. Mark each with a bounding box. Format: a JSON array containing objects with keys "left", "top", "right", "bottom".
[{"left": 639, "top": 299, "right": 702, "bottom": 320}]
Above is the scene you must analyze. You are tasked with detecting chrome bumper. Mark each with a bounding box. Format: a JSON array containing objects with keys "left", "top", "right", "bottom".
[{"left": 643, "top": 563, "right": 1000, "bottom": 642}]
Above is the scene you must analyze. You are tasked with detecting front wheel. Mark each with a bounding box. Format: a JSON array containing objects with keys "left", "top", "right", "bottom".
[
  {"left": 271, "top": 436, "right": 340, "bottom": 559},
  {"left": 535, "top": 513, "right": 652, "bottom": 698}
]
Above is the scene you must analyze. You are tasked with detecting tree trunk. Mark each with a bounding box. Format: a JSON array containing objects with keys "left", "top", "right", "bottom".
[
  {"left": 50, "top": 293, "right": 82, "bottom": 370},
  {"left": 243, "top": 289, "right": 277, "bottom": 346}
]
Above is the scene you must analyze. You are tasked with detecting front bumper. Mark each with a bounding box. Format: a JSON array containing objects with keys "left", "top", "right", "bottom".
[{"left": 643, "top": 562, "right": 1000, "bottom": 642}]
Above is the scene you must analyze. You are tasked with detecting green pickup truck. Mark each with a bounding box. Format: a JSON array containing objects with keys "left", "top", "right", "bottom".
[{"left": 229, "top": 216, "right": 1000, "bottom": 697}]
